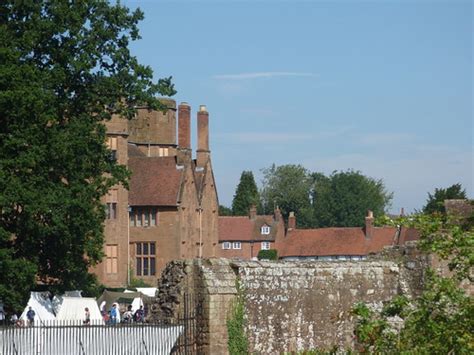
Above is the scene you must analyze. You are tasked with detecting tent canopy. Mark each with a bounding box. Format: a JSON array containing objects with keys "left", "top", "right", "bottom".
[{"left": 20, "top": 292, "right": 56, "bottom": 323}]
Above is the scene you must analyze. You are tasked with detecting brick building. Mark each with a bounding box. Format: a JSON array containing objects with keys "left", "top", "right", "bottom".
[
  {"left": 218, "top": 206, "right": 285, "bottom": 259},
  {"left": 94, "top": 100, "right": 219, "bottom": 287}
]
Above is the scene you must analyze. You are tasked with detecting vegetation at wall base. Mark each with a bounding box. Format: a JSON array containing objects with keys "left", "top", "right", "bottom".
[
  {"left": 354, "top": 212, "right": 474, "bottom": 354},
  {"left": 257, "top": 249, "right": 278, "bottom": 261},
  {"left": 227, "top": 280, "right": 249, "bottom": 355},
  {"left": 0, "top": 1, "right": 175, "bottom": 313}
]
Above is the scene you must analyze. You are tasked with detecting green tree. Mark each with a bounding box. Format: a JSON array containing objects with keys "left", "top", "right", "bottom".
[
  {"left": 312, "top": 170, "right": 392, "bottom": 227},
  {"left": 260, "top": 164, "right": 313, "bottom": 227},
  {"left": 232, "top": 171, "right": 261, "bottom": 216},
  {"left": 0, "top": 1, "right": 175, "bottom": 312},
  {"left": 219, "top": 205, "right": 233, "bottom": 216},
  {"left": 354, "top": 213, "right": 474, "bottom": 353},
  {"left": 423, "top": 183, "right": 467, "bottom": 215}
]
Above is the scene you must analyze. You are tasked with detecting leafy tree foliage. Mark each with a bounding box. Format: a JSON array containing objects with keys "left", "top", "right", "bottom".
[
  {"left": 354, "top": 213, "right": 474, "bottom": 353},
  {"left": 260, "top": 164, "right": 313, "bottom": 227},
  {"left": 219, "top": 205, "right": 233, "bottom": 216},
  {"left": 260, "top": 165, "right": 391, "bottom": 228},
  {"left": 312, "top": 170, "right": 393, "bottom": 227},
  {"left": 423, "top": 183, "right": 467, "bottom": 215},
  {"left": 232, "top": 171, "right": 261, "bottom": 216},
  {"left": 0, "top": 1, "right": 175, "bottom": 311}
]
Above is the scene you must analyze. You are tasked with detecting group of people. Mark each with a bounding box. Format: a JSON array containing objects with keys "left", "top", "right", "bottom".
[
  {"left": 100, "top": 304, "right": 145, "bottom": 325},
  {"left": 6, "top": 307, "right": 35, "bottom": 327}
]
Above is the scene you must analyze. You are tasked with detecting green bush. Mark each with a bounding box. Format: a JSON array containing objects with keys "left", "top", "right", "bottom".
[{"left": 257, "top": 249, "right": 278, "bottom": 260}]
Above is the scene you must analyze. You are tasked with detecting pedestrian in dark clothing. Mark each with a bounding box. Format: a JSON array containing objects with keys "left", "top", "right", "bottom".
[
  {"left": 83, "top": 307, "right": 90, "bottom": 325},
  {"left": 26, "top": 307, "right": 35, "bottom": 326},
  {"left": 134, "top": 305, "right": 144, "bottom": 323}
]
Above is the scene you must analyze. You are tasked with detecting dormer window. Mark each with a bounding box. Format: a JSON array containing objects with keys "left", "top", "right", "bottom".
[{"left": 261, "top": 225, "right": 270, "bottom": 235}]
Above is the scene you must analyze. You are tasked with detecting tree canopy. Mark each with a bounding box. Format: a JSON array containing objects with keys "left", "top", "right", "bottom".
[
  {"left": 259, "top": 165, "right": 392, "bottom": 228},
  {"left": 423, "top": 183, "right": 467, "bottom": 215},
  {"left": 312, "top": 170, "right": 393, "bottom": 227},
  {"left": 0, "top": 1, "right": 175, "bottom": 312},
  {"left": 232, "top": 171, "right": 261, "bottom": 216},
  {"left": 260, "top": 164, "right": 313, "bottom": 227}
]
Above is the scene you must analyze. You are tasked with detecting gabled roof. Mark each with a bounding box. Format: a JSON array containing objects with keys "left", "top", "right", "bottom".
[
  {"left": 218, "top": 215, "right": 280, "bottom": 242},
  {"left": 279, "top": 228, "right": 367, "bottom": 257},
  {"left": 278, "top": 226, "right": 419, "bottom": 258},
  {"left": 128, "top": 156, "right": 183, "bottom": 206}
]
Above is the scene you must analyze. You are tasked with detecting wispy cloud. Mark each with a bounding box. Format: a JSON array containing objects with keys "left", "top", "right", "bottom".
[
  {"left": 213, "top": 72, "right": 318, "bottom": 80},
  {"left": 217, "top": 132, "right": 313, "bottom": 143}
]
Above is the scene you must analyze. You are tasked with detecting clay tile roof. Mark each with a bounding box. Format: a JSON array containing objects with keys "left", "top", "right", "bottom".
[
  {"left": 128, "top": 144, "right": 145, "bottom": 157},
  {"left": 366, "top": 228, "right": 398, "bottom": 254},
  {"left": 129, "top": 156, "right": 182, "bottom": 206},
  {"left": 279, "top": 228, "right": 367, "bottom": 257},
  {"left": 218, "top": 217, "right": 253, "bottom": 241}
]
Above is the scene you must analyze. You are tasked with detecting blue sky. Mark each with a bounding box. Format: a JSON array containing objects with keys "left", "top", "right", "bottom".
[{"left": 124, "top": 0, "right": 472, "bottom": 213}]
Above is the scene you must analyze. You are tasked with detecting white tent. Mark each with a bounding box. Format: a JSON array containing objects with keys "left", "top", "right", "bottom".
[
  {"left": 55, "top": 297, "right": 103, "bottom": 324},
  {"left": 136, "top": 287, "right": 157, "bottom": 298},
  {"left": 20, "top": 292, "right": 56, "bottom": 325}
]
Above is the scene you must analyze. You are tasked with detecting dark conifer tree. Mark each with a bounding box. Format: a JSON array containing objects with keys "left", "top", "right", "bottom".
[{"left": 232, "top": 171, "right": 261, "bottom": 216}]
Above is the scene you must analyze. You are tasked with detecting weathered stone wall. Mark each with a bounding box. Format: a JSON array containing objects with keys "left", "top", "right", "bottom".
[
  {"left": 151, "top": 245, "right": 429, "bottom": 354},
  {"left": 238, "top": 261, "right": 406, "bottom": 352}
]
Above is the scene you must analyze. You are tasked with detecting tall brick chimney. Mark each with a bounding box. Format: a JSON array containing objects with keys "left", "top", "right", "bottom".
[
  {"left": 365, "top": 210, "right": 374, "bottom": 239},
  {"left": 249, "top": 205, "right": 257, "bottom": 220},
  {"left": 288, "top": 211, "right": 296, "bottom": 230},
  {"left": 178, "top": 102, "right": 191, "bottom": 149},
  {"left": 177, "top": 102, "right": 191, "bottom": 164},
  {"left": 196, "top": 105, "right": 210, "bottom": 167}
]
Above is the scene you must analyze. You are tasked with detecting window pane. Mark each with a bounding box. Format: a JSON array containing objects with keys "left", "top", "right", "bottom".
[
  {"left": 130, "top": 211, "right": 135, "bottom": 227},
  {"left": 136, "top": 243, "right": 142, "bottom": 255},
  {"left": 151, "top": 210, "right": 156, "bottom": 226},
  {"left": 112, "top": 203, "right": 117, "bottom": 219},
  {"left": 150, "top": 257, "right": 156, "bottom": 276},
  {"left": 136, "top": 257, "right": 142, "bottom": 276},
  {"left": 150, "top": 243, "right": 156, "bottom": 255},
  {"left": 143, "top": 258, "right": 149, "bottom": 276},
  {"left": 144, "top": 210, "right": 150, "bottom": 226},
  {"left": 136, "top": 210, "right": 142, "bottom": 226},
  {"left": 143, "top": 243, "right": 149, "bottom": 255}
]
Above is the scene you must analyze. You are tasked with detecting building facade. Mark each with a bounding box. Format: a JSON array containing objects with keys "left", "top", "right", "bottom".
[
  {"left": 94, "top": 101, "right": 219, "bottom": 287},
  {"left": 218, "top": 206, "right": 285, "bottom": 259}
]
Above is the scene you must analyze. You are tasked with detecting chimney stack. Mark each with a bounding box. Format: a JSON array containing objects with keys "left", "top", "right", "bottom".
[
  {"left": 196, "top": 105, "right": 210, "bottom": 167},
  {"left": 178, "top": 102, "right": 191, "bottom": 150},
  {"left": 288, "top": 211, "right": 296, "bottom": 230},
  {"left": 365, "top": 210, "right": 374, "bottom": 239},
  {"left": 249, "top": 205, "right": 257, "bottom": 220}
]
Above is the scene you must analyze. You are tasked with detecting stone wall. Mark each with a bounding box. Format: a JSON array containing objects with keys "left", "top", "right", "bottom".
[{"left": 151, "top": 244, "right": 429, "bottom": 354}]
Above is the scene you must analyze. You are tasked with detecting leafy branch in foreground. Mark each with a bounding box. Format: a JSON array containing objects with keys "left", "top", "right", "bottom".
[{"left": 356, "top": 212, "right": 474, "bottom": 354}]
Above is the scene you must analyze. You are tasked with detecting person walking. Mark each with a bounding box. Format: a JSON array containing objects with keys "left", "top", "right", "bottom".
[
  {"left": 83, "top": 307, "right": 90, "bottom": 325},
  {"left": 109, "top": 304, "right": 118, "bottom": 325},
  {"left": 26, "top": 307, "right": 35, "bottom": 326}
]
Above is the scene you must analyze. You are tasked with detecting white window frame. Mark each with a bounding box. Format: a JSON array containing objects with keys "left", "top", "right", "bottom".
[
  {"left": 261, "top": 225, "right": 270, "bottom": 235},
  {"left": 232, "top": 242, "right": 241, "bottom": 250},
  {"left": 222, "top": 242, "right": 231, "bottom": 250},
  {"left": 261, "top": 241, "right": 270, "bottom": 250}
]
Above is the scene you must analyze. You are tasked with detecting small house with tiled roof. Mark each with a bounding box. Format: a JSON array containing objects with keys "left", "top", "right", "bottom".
[
  {"left": 277, "top": 211, "right": 419, "bottom": 261},
  {"left": 218, "top": 206, "right": 285, "bottom": 259},
  {"left": 94, "top": 101, "right": 219, "bottom": 287}
]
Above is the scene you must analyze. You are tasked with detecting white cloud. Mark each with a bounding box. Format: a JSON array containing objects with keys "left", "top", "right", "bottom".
[
  {"left": 213, "top": 72, "right": 318, "bottom": 80},
  {"left": 216, "top": 132, "right": 313, "bottom": 143}
]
